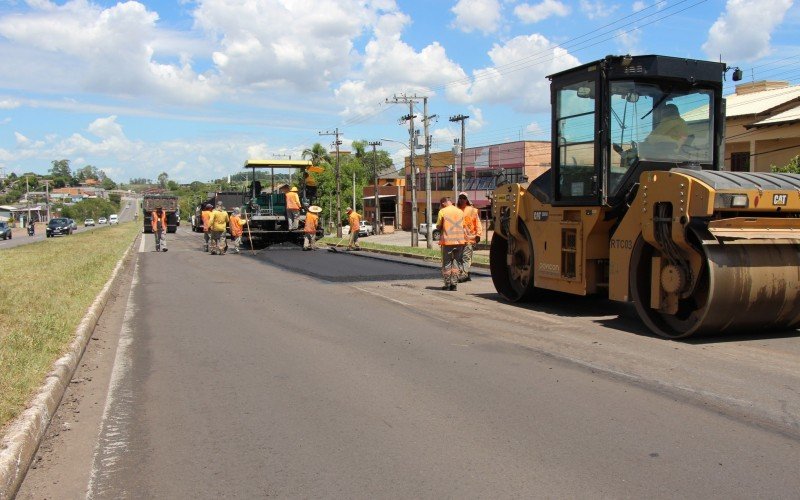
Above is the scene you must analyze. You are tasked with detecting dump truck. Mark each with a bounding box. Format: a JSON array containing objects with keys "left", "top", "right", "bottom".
[
  {"left": 142, "top": 193, "right": 179, "bottom": 234},
  {"left": 490, "top": 54, "right": 800, "bottom": 339},
  {"left": 240, "top": 159, "right": 325, "bottom": 247}
]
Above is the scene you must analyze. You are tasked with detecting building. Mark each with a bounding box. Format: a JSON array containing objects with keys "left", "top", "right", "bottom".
[
  {"left": 362, "top": 171, "right": 406, "bottom": 230},
  {"left": 50, "top": 186, "right": 108, "bottom": 201},
  {"left": 724, "top": 81, "right": 800, "bottom": 172},
  {"left": 399, "top": 140, "right": 551, "bottom": 230}
]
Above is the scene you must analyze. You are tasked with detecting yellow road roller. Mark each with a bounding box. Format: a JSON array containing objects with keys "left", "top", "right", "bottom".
[{"left": 490, "top": 54, "right": 800, "bottom": 338}]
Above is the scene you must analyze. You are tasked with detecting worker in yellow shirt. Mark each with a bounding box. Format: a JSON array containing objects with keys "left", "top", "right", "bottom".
[
  {"left": 457, "top": 192, "right": 481, "bottom": 282},
  {"left": 285, "top": 186, "right": 302, "bottom": 230},
  {"left": 208, "top": 201, "right": 230, "bottom": 255},
  {"left": 303, "top": 205, "right": 322, "bottom": 250},
  {"left": 346, "top": 207, "right": 361, "bottom": 250},
  {"left": 436, "top": 196, "right": 466, "bottom": 291}
]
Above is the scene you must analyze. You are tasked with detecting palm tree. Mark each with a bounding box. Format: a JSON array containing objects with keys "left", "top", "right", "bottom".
[{"left": 301, "top": 143, "right": 331, "bottom": 166}]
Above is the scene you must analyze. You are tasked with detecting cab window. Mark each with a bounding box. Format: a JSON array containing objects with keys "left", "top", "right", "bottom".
[{"left": 556, "top": 80, "right": 597, "bottom": 201}]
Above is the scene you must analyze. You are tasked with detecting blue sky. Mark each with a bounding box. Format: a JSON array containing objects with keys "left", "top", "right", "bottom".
[{"left": 0, "top": 0, "right": 797, "bottom": 183}]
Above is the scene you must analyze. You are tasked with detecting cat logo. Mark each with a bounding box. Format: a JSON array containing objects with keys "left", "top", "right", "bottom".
[{"left": 773, "top": 194, "right": 788, "bottom": 206}]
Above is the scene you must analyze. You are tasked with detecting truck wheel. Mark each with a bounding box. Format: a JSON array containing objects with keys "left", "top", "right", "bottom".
[{"left": 490, "top": 220, "right": 539, "bottom": 301}]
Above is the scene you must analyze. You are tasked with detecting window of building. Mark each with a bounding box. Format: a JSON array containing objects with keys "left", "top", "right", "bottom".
[{"left": 731, "top": 152, "right": 750, "bottom": 172}]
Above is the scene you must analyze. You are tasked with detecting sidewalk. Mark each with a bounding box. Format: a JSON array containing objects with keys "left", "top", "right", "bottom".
[{"left": 335, "top": 229, "right": 491, "bottom": 258}]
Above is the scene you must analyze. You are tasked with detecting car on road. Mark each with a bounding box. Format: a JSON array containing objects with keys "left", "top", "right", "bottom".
[
  {"left": 68, "top": 219, "right": 78, "bottom": 231},
  {"left": 358, "top": 220, "right": 374, "bottom": 237},
  {"left": 109, "top": 214, "right": 119, "bottom": 224},
  {"left": 98, "top": 217, "right": 107, "bottom": 224},
  {"left": 418, "top": 222, "right": 440, "bottom": 240},
  {"left": 84, "top": 218, "right": 95, "bottom": 227},
  {"left": 0, "top": 221, "right": 11, "bottom": 240},
  {"left": 46, "top": 218, "right": 72, "bottom": 237}
]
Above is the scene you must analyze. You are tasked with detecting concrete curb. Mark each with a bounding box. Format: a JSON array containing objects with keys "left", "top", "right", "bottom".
[
  {"left": 0, "top": 234, "right": 139, "bottom": 499},
  {"left": 322, "top": 244, "right": 490, "bottom": 270}
]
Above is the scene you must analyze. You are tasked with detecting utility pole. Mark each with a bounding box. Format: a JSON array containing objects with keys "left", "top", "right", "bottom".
[
  {"left": 319, "top": 128, "right": 342, "bottom": 237},
  {"left": 352, "top": 170, "right": 356, "bottom": 210},
  {"left": 449, "top": 114, "right": 469, "bottom": 193},
  {"left": 386, "top": 94, "right": 421, "bottom": 247},
  {"left": 43, "top": 179, "right": 51, "bottom": 221},
  {"left": 368, "top": 141, "right": 382, "bottom": 233},
  {"left": 422, "top": 97, "right": 437, "bottom": 249}
]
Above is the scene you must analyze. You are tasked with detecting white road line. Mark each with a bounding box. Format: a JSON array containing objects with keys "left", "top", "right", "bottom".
[
  {"left": 351, "top": 285, "right": 411, "bottom": 306},
  {"left": 86, "top": 258, "right": 139, "bottom": 499},
  {"left": 138, "top": 232, "right": 145, "bottom": 253}
]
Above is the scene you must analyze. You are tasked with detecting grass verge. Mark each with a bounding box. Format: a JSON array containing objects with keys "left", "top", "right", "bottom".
[
  {"left": 318, "top": 236, "right": 489, "bottom": 265},
  {"left": 0, "top": 223, "right": 139, "bottom": 430}
]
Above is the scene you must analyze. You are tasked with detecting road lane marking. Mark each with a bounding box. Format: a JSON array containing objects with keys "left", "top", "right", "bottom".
[
  {"left": 138, "top": 232, "right": 145, "bottom": 253},
  {"left": 87, "top": 258, "right": 139, "bottom": 498},
  {"left": 351, "top": 285, "right": 411, "bottom": 306}
]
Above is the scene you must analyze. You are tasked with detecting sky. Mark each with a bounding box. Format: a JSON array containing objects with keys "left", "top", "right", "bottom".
[{"left": 0, "top": 0, "right": 797, "bottom": 184}]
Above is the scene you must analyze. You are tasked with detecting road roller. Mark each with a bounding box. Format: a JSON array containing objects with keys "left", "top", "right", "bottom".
[{"left": 490, "top": 54, "right": 800, "bottom": 338}]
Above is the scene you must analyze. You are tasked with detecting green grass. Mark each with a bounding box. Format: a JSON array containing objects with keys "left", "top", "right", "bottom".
[
  {"left": 318, "top": 236, "right": 489, "bottom": 265},
  {"left": 0, "top": 222, "right": 139, "bottom": 430}
]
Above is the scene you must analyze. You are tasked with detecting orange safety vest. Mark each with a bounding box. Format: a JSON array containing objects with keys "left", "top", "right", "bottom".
[
  {"left": 437, "top": 205, "right": 466, "bottom": 246},
  {"left": 151, "top": 210, "right": 167, "bottom": 233},
  {"left": 286, "top": 191, "right": 301, "bottom": 210},
  {"left": 348, "top": 211, "right": 361, "bottom": 232},
  {"left": 462, "top": 205, "right": 480, "bottom": 244},
  {"left": 304, "top": 212, "right": 318, "bottom": 234},
  {"left": 229, "top": 215, "right": 245, "bottom": 237},
  {"left": 201, "top": 210, "right": 211, "bottom": 233}
]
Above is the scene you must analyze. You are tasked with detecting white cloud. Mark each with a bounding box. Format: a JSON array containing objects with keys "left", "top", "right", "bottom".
[
  {"left": 467, "top": 106, "right": 485, "bottom": 132},
  {"left": 515, "top": 0, "right": 570, "bottom": 23},
  {"left": 0, "top": 99, "right": 20, "bottom": 109},
  {"left": 448, "top": 34, "right": 580, "bottom": 114},
  {"left": 194, "top": 0, "right": 386, "bottom": 92},
  {"left": 451, "top": 0, "right": 502, "bottom": 34},
  {"left": 632, "top": 1, "right": 647, "bottom": 11},
  {"left": 580, "top": 0, "right": 620, "bottom": 19},
  {"left": 88, "top": 116, "right": 125, "bottom": 140},
  {"left": 525, "top": 121, "right": 547, "bottom": 138},
  {"left": 0, "top": 0, "right": 217, "bottom": 104},
  {"left": 616, "top": 27, "right": 642, "bottom": 54},
  {"left": 334, "top": 10, "right": 467, "bottom": 118},
  {"left": 702, "top": 0, "right": 793, "bottom": 62}
]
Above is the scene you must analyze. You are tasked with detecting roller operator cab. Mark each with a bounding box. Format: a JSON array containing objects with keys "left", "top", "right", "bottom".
[{"left": 491, "top": 54, "right": 800, "bottom": 338}]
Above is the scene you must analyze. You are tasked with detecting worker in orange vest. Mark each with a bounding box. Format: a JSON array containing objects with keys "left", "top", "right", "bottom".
[
  {"left": 151, "top": 205, "right": 168, "bottom": 252},
  {"left": 285, "top": 186, "right": 302, "bottom": 230},
  {"left": 436, "top": 196, "right": 466, "bottom": 290},
  {"left": 303, "top": 205, "right": 322, "bottom": 250},
  {"left": 228, "top": 207, "right": 247, "bottom": 254},
  {"left": 457, "top": 192, "right": 481, "bottom": 282},
  {"left": 201, "top": 203, "right": 213, "bottom": 252},
  {"left": 346, "top": 207, "right": 361, "bottom": 250}
]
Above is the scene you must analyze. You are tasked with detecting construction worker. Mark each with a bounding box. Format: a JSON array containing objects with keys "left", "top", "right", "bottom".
[
  {"left": 303, "top": 205, "right": 322, "bottom": 250},
  {"left": 285, "top": 186, "right": 301, "bottom": 230},
  {"left": 436, "top": 196, "right": 466, "bottom": 291},
  {"left": 346, "top": 207, "right": 361, "bottom": 250},
  {"left": 457, "top": 192, "right": 481, "bottom": 282},
  {"left": 208, "top": 201, "right": 230, "bottom": 255},
  {"left": 228, "top": 207, "right": 247, "bottom": 254},
  {"left": 201, "top": 203, "right": 213, "bottom": 252},
  {"left": 151, "top": 205, "right": 168, "bottom": 252}
]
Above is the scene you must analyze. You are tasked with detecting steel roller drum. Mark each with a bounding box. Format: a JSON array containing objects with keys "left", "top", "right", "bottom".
[{"left": 632, "top": 237, "right": 800, "bottom": 338}]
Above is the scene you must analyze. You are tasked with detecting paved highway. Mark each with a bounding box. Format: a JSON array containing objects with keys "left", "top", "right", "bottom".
[{"left": 18, "top": 229, "right": 800, "bottom": 498}]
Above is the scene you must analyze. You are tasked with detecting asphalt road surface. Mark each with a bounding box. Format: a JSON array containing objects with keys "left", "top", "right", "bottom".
[
  {"left": 18, "top": 229, "right": 800, "bottom": 498},
  {"left": 0, "top": 196, "right": 138, "bottom": 250}
]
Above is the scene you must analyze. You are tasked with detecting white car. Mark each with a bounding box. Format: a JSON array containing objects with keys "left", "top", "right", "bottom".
[
  {"left": 109, "top": 214, "right": 119, "bottom": 224},
  {"left": 358, "top": 220, "right": 374, "bottom": 237},
  {"left": 84, "top": 218, "right": 95, "bottom": 227},
  {"left": 418, "top": 223, "right": 440, "bottom": 240},
  {"left": 98, "top": 217, "right": 107, "bottom": 224}
]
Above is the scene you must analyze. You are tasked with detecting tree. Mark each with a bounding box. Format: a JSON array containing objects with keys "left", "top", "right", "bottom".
[
  {"left": 75, "top": 165, "right": 100, "bottom": 182},
  {"left": 157, "top": 172, "right": 169, "bottom": 189},
  {"left": 302, "top": 143, "right": 331, "bottom": 166},
  {"left": 771, "top": 155, "right": 800, "bottom": 174},
  {"left": 49, "top": 159, "right": 73, "bottom": 188},
  {"left": 167, "top": 180, "right": 179, "bottom": 191},
  {"left": 102, "top": 177, "right": 117, "bottom": 190}
]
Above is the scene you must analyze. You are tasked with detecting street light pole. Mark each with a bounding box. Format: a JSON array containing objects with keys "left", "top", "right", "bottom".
[
  {"left": 449, "top": 114, "right": 469, "bottom": 193},
  {"left": 368, "top": 141, "right": 382, "bottom": 233},
  {"left": 422, "top": 97, "right": 437, "bottom": 249}
]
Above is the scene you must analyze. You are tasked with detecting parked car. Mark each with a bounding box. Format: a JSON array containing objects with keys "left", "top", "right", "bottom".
[
  {"left": 84, "top": 218, "right": 95, "bottom": 227},
  {"left": 68, "top": 219, "right": 78, "bottom": 231},
  {"left": 418, "top": 222, "right": 440, "bottom": 240},
  {"left": 46, "top": 218, "right": 72, "bottom": 237},
  {"left": 109, "top": 214, "right": 119, "bottom": 224},
  {"left": 98, "top": 217, "right": 108, "bottom": 224},
  {"left": 0, "top": 221, "right": 11, "bottom": 240},
  {"left": 358, "top": 220, "right": 374, "bottom": 237}
]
